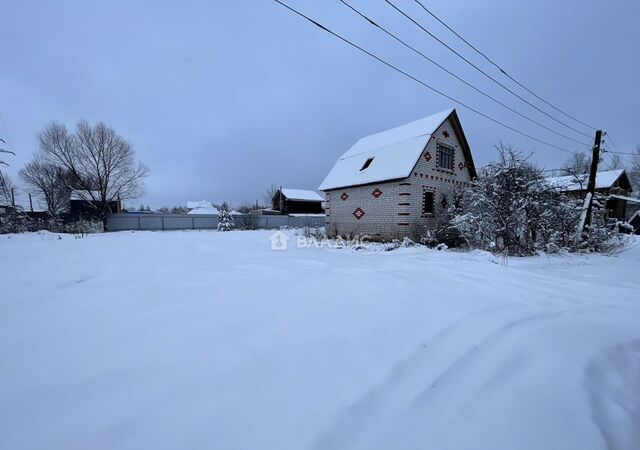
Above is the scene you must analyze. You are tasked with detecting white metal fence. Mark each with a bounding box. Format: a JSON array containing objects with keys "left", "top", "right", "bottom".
[{"left": 106, "top": 213, "right": 325, "bottom": 231}]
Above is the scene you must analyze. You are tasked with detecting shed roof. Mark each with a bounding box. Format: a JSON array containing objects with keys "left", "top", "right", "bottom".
[
  {"left": 280, "top": 188, "right": 323, "bottom": 202},
  {"left": 318, "top": 108, "right": 474, "bottom": 191},
  {"left": 546, "top": 169, "right": 628, "bottom": 192}
]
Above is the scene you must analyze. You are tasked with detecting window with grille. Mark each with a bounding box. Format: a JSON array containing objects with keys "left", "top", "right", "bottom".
[
  {"left": 437, "top": 144, "right": 454, "bottom": 171},
  {"left": 422, "top": 191, "right": 435, "bottom": 215}
]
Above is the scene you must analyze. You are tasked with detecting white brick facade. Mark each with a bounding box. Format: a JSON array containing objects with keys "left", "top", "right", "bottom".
[{"left": 324, "top": 117, "right": 474, "bottom": 241}]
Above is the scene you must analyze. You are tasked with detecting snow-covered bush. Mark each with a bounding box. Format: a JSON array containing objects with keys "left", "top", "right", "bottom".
[
  {"left": 217, "top": 202, "right": 234, "bottom": 231},
  {"left": 0, "top": 213, "right": 102, "bottom": 235},
  {"left": 450, "top": 144, "right": 623, "bottom": 255},
  {"left": 296, "top": 226, "right": 326, "bottom": 240},
  {"left": 234, "top": 213, "right": 259, "bottom": 230}
]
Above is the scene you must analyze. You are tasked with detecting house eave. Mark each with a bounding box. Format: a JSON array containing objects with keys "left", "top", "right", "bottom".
[{"left": 320, "top": 176, "right": 407, "bottom": 192}]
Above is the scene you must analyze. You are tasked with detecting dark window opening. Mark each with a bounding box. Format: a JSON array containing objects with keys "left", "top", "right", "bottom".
[
  {"left": 422, "top": 191, "right": 435, "bottom": 215},
  {"left": 437, "top": 144, "right": 454, "bottom": 171},
  {"left": 360, "top": 157, "right": 374, "bottom": 171}
]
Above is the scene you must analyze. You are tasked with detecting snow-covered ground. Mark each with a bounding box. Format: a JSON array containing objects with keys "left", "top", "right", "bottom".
[{"left": 1, "top": 230, "right": 639, "bottom": 450}]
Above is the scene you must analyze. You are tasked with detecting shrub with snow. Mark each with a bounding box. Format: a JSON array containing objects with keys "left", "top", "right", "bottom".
[
  {"left": 0, "top": 213, "right": 102, "bottom": 235},
  {"left": 450, "top": 144, "right": 624, "bottom": 255}
]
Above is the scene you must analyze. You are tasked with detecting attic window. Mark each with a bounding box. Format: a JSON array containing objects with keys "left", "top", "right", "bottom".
[
  {"left": 360, "top": 157, "right": 374, "bottom": 171},
  {"left": 437, "top": 143, "right": 454, "bottom": 171}
]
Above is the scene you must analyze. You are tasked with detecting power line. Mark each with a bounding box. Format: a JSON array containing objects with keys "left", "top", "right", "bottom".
[
  {"left": 337, "top": 0, "right": 589, "bottom": 146},
  {"left": 412, "top": 0, "right": 596, "bottom": 131},
  {"left": 273, "top": 0, "right": 576, "bottom": 154},
  {"left": 384, "top": 0, "right": 593, "bottom": 140},
  {"left": 603, "top": 150, "right": 637, "bottom": 156},
  {"left": 604, "top": 132, "right": 620, "bottom": 151}
]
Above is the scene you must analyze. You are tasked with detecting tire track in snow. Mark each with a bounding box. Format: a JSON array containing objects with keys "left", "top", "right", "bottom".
[
  {"left": 584, "top": 339, "right": 640, "bottom": 450},
  {"left": 311, "top": 307, "right": 562, "bottom": 450}
]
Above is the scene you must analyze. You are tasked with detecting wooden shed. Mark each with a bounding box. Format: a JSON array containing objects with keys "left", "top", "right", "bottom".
[{"left": 272, "top": 188, "right": 324, "bottom": 215}]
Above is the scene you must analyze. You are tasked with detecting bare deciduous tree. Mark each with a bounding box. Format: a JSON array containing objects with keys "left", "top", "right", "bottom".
[
  {"left": 38, "top": 121, "right": 149, "bottom": 224},
  {"left": 605, "top": 153, "right": 624, "bottom": 170},
  {"left": 561, "top": 151, "right": 591, "bottom": 176},
  {"left": 0, "top": 137, "right": 15, "bottom": 206},
  {"left": 19, "top": 157, "right": 71, "bottom": 215},
  {"left": 0, "top": 170, "right": 13, "bottom": 205},
  {"left": 1, "top": 137, "right": 15, "bottom": 166},
  {"left": 264, "top": 184, "right": 279, "bottom": 207}
]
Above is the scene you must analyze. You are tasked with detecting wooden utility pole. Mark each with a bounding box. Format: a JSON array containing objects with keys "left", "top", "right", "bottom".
[
  {"left": 583, "top": 130, "right": 603, "bottom": 230},
  {"left": 11, "top": 187, "right": 15, "bottom": 206},
  {"left": 28, "top": 193, "right": 33, "bottom": 212}
]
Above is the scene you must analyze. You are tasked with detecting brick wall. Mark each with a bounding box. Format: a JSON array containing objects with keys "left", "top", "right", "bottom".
[{"left": 324, "top": 117, "right": 473, "bottom": 241}]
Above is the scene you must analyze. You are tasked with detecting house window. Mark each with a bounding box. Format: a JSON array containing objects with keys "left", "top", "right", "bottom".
[
  {"left": 437, "top": 144, "right": 454, "bottom": 171},
  {"left": 360, "top": 157, "right": 374, "bottom": 171},
  {"left": 422, "top": 191, "right": 435, "bottom": 215}
]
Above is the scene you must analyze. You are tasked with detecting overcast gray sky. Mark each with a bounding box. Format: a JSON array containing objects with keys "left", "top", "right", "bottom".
[{"left": 1, "top": 0, "right": 638, "bottom": 209}]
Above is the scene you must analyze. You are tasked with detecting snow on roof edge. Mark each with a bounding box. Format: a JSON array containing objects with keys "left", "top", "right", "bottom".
[
  {"left": 280, "top": 188, "right": 324, "bottom": 202},
  {"left": 546, "top": 169, "right": 626, "bottom": 191}
]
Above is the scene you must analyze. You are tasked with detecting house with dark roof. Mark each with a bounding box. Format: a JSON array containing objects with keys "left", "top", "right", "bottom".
[
  {"left": 319, "top": 108, "right": 477, "bottom": 240},
  {"left": 546, "top": 169, "right": 638, "bottom": 220},
  {"left": 69, "top": 190, "right": 121, "bottom": 220},
  {"left": 272, "top": 188, "right": 324, "bottom": 215}
]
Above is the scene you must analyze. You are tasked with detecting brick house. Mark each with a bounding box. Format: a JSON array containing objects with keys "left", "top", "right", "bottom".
[{"left": 319, "top": 108, "right": 477, "bottom": 240}]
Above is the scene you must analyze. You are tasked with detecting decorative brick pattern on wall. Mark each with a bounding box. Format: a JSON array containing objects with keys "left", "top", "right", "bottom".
[{"left": 323, "top": 117, "right": 473, "bottom": 240}]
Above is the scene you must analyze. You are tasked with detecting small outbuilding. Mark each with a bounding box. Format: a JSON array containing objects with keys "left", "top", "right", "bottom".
[
  {"left": 272, "top": 188, "right": 324, "bottom": 215},
  {"left": 546, "top": 169, "right": 636, "bottom": 220}
]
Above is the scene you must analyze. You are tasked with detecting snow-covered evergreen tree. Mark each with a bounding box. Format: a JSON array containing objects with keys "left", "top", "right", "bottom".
[{"left": 217, "top": 201, "right": 234, "bottom": 231}]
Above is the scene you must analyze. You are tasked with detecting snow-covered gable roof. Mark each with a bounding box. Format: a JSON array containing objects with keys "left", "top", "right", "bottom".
[
  {"left": 187, "top": 206, "right": 219, "bottom": 215},
  {"left": 318, "top": 108, "right": 472, "bottom": 191},
  {"left": 280, "top": 188, "right": 323, "bottom": 202},
  {"left": 186, "top": 201, "right": 219, "bottom": 215},
  {"left": 546, "top": 169, "right": 627, "bottom": 192},
  {"left": 187, "top": 201, "right": 213, "bottom": 210}
]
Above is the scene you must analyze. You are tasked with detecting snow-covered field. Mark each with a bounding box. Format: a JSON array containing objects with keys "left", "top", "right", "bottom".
[{"left": 1, "top": 230, "right": 639, "bottom": 450}]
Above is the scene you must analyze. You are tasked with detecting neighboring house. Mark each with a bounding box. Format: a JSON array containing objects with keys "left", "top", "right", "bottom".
[
  {"left": 69, "top": 190, "right": 121, "bottom": 220},
  {"left": 272, "top": 188, "right": 324, "bottom": 215},
  {"left": 319, "top": 108, "right": 477, "bottom": 240},
  {"left": 546, "top": 169, "right": 637, "bottom": 220},
  {"left": 187, "top": 201, "right": 219, "bottom": 215}
]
